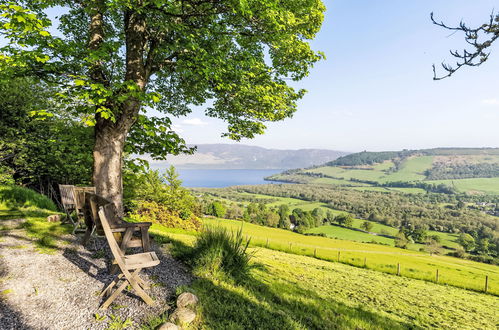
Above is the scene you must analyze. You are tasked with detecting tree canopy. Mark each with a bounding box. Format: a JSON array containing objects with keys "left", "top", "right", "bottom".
[{"left": 0, "top": 0, "right": 325, "bottom": 210}]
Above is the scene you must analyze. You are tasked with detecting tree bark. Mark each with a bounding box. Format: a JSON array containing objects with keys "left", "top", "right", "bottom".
[
  {"left": 92, "top": 123, "right": 126, "bottom": 215},
  {"left": 89, "top": 4, "right": 148, "bottom": 215}
]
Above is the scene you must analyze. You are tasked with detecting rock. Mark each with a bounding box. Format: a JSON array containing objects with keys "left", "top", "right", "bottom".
[
  {"left": 158, "top": 322, "right": 179, "bottom": 330},
  {"left": 47, "top": 215, "right": 61, "bottom": 222},
  {"left": 169, "top": 307, "right": 196, "bottom": 325},
  {"left": 176, "top": 292, "right": 199, "bottom": 308}
]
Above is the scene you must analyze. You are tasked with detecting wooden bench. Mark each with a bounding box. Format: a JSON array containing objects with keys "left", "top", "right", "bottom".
[
  {"left": 59, "top": 185, "right": 96, "bottom": 234},
  {"left": 82, "top": 192, "right": 152, "bottom": 253}
]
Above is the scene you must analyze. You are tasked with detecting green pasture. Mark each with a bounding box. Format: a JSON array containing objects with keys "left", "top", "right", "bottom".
[
  {"left": 427, "top": 177, "right": 499, "bottom": 195},
  {"left": 202, "top": 218, "right": 499, "bottom": 295},
  {"left": 149, "top": 225, "right": 499, "bottom": 329}
]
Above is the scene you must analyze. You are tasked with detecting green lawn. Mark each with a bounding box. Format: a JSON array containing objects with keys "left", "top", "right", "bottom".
[{"left": 201, "top": 218, "right": 499, "bottom": 295}]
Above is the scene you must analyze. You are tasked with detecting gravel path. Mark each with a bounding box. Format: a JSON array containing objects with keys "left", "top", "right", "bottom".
[{"left": 0, "top": 221, "right": 192, "bottom": 330}]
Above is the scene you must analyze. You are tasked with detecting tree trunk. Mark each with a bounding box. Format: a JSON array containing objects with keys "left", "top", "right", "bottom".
[{"left": 92, "top": 123, "right": 126, "bottom": 216}]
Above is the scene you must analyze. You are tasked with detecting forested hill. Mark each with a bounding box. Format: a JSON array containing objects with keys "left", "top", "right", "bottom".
[
  {"left": 155, "top": 144, "right": 349, "bottom": 169},
  {"left": 267, "top": 148, "right": 499, "bottom": 195},
  {"left": 327, "top": 148, "right": 499, "bottom": 166}
]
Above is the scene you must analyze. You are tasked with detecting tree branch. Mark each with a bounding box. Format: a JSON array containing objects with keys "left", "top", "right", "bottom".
[{"left": 431, "top": 11, "right": 499, "bottom": 80}]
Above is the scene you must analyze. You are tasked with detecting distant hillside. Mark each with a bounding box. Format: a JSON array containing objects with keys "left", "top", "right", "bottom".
[
  {"left": 267, "top": 148, "right": 499, "bottom": 195},
  {"left": 151, "top": 144, "right": 348, "bottom": 169}
]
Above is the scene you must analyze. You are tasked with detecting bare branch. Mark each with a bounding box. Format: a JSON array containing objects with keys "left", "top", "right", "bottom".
[{"left": 431, "top": 11, "right": 499, "bottom": 80}]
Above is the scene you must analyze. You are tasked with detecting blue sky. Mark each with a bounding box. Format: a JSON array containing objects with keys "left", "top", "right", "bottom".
[{"left": 172, "top": 1, "right": 499, "bottom": 152}]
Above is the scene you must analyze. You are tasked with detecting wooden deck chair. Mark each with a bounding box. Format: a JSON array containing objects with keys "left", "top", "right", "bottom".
[
  {"left": 82, "top": 193, "right": 152, "bottom": 253},
  {"left": 98, "top": 203, "right": 160, "bottom": 309},
  {"left": 58, "top": 184, "right": 77, "bottom": 226}
]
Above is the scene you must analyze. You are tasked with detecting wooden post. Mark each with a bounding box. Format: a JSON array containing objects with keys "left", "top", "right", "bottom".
[
  {"left": 337, "top": 251, "right": 340, "bottom": 262},
  {"left": 436, "top": 269, "right": 439, "bottom": 283},
  {"left": 397, "top": 263, "right": 400, "bottom": 276},
  {"left": 485, "top": 275, "right": 488, "bottom": 293},
  {"left": 314, "top": 248, "right": 317, "bottom": 258},
  {"left": 266, "top": 238, "right": 269, "bottom": 248},
  {"left": 289, "top": 242, "right": 292, "bottom": 251},
  {"left": 364, "top": 257, "right": 367, "bottom": 268}
]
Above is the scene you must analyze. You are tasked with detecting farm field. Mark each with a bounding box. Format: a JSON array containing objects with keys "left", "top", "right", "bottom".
[
  {"left": 199, "top": 188, "right": 474, "bottom": 254},
  {"left": 150, "top": 225, "right": 499, "bottom": 329},
  {"left": 308, "top": 222, "right": 460, "bottom": 250},
  {"left": 428, "top": 177, "right": 499, "bottom": 195},
  {"left": 201, "top": 218, "right": 499, "bottom": 295},
  {"left": 209, "top": 189, "right": 463, "bottom": 250},
  {"left": 307, "top": 156, "right": 434, "bottom": 184}
]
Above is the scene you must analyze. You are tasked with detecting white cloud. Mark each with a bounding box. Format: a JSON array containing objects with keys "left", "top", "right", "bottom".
[
  {"left": 171, "top": 124, "right": 184, "bottom": 133},
  {"left": 182, "top": 117, "right": 209, "bottom": 126},
  {"left": 481, "top": 98, "right": 499, "bottom": 106}
]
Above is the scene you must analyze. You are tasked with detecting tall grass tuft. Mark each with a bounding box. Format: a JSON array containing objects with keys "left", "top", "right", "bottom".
[
  {"left": 0, "top": 185, "right": 57, "bottom": 211},
  {"left": 189, "top": 226, "right": 253, "bottom": 282}
]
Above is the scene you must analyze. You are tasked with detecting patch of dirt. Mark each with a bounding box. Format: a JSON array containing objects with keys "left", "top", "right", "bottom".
[{"left": 0, "top": 228, "right": 192, "bottom": 330}]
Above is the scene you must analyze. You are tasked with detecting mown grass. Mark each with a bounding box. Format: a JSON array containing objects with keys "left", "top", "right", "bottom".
[
  {"left": 201, "top": 218, "right": 499, "bottom": 295},
  {"left": 145, "top": 225, "right": 499, "bottom": 329}
]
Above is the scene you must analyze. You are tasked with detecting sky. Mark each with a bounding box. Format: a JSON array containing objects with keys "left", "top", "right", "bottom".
[{"left": 169, "top": 0, "right": 499, "bottom": 152}]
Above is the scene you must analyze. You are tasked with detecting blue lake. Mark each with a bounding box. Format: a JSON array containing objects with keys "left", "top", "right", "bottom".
[{"left": 167, "top": 169, "right": 284, "bottom": 188}]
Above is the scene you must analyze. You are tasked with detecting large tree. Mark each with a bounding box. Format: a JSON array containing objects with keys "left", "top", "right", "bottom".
[{"left": 0, "top": 1, "right": 325, "bottom": 212}]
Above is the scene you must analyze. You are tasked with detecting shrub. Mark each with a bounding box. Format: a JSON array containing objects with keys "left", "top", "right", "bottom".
[
  {"left": 207, "top": 201, "right": 226, "bottom": 218},
  {"left": 0, "top": 185, "right": 56, "bottom": 211},
  {"left": 130, "top": 200, "right": 201, "bottom": 231},
  {"left": 187, "top": 226, "right": 252, "bottom": 282}
]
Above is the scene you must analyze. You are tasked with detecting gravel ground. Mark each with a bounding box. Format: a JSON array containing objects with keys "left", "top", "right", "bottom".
[{"left": 0, "top": 221, "right": 193, "bottom": 330}]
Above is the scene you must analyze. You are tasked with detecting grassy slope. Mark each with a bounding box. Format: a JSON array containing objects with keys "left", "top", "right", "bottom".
[
  {"left": 148, "top": 227, "right": 499, "bottom": 330},
  {"left": 309, "top": 218, "right": 461, "bottom": 250},
  {"left": 203, "top": 218, "right": 499, "bottom": 295},
  {"left": 427, "top": 177, "right": 499, "bottom": 195}
]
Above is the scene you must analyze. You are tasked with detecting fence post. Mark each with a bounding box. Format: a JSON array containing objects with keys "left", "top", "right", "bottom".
[
  {"left": 314, "top": 248, "right": 317, "bottom": 258},
  {"left": 397, "top": 263, "right": 400, "bottom": 276},
  {"left": 436, "top": 269, "right": 439, "bottom": 283},
  {"left": 289, "top": 242, "right": 292, "bottom": 251},
  {"left": 485, "top": 275, "right": 488, "bottom": 293},
  {"left": 266, "top": 238, "right": 269, "bottom": 248},
  {"left": 364, "top": 257, "right": 367, "bottom": 268},
  {"left": 337, "top": 251, "right": 340, "bottom": 262}
]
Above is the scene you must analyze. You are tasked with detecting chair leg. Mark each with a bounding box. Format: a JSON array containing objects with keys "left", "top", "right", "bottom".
[
  {"left": 141, "top": 227, "right": 150, "bottom": 252},
  {"left": 127, "top": 269, "right": 154, "bottom": 305},
  {"left": 100, "top": 280, "right": 129, "bottom": 310},
  {"left": 81, "top": 227, "right": 92, "bottom": 245},
  {"left": 100, "top": 274, "right": 124, "bottom": 297}
]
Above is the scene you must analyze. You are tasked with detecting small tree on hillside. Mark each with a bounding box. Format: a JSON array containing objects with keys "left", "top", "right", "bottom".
[
  {"left": 395, "top": 231, "right": 409, "bottom": 249},
  {"left": 361, "top": 221, "right": 373, "bottom": 232},
  {"left": 458, "top": 233, "right": 475, "bottom": 252},
  {"left": 208, "top": 201, "right": 226, "bottom": 218}
]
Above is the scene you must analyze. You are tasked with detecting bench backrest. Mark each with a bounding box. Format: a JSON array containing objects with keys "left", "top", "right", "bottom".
[
  {"left": 74, "top": 186, "right": 96, "bottom": 211},
  {"left": 58, "top": 184, "right": 76, "bottom": 210},
  {"left": 84, "top": 192, "right": 123, "bottom": 234}
]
